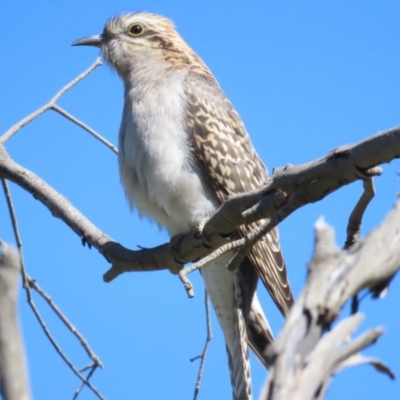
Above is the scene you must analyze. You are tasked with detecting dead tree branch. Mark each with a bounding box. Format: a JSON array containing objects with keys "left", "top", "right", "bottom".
[
  {"left": 0, "top": 242, "right": 31, "bottom": 400},
  {"left": 260, "top": 198, "right": 400, "bottom": 400},
  {"left": 343, "top": 177, "right": 375, "bottom": 250},
  {"left": 0, "top": 58, "right": 104, "bottom": 147}
]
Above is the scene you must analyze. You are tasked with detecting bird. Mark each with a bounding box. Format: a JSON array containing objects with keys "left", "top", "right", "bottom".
[{"left": 73, "top": 12, "right": 293, "bottom": 400}]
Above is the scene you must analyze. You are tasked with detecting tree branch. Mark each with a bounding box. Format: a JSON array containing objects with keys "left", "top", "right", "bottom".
[
  {"left": 1, "top": 126, "right": 399, "bottom": 297},
  {"left": 1, "top": 176, "right": 104, "bottom": 399},
  {"left": 260, "top": 198, "right": 400, "bottom": 399},
  {"left": 0, "top": 58, "right": 102, "bottom": 145},
  {"left": 191, "top": 291, "right": 213, "bottom": 400},
  {"left": 0, "top": 242, "right": 31, "bottom": 400}
]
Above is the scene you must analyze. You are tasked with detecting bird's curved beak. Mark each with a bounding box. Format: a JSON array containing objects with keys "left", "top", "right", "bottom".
[{"left": 72, "top": 35, "right": 103, "bottom": 48}]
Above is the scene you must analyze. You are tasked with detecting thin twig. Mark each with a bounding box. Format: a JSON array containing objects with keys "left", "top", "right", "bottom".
[
  {"left": 73, "top": 364, "right": 99, "bottom": 400},
  {"left": 191, "top": 291, "right": 212, "bottom": 400},
  {"left": 0, "top": 58, "right": 102, "bottom": 145},
  {"left": 1, "top": 178, "right": 28, "bottom": 288},
  {"left": 178, "top": 238, "right": 245, "bottom": 297},
  {"left": 179, "top": 197, "right": 297, "bottom": 298},
  {"left": 343, "top": 177, "right": 375, "bottom": 250},
  {"left": 52, "top": 105, "right": 118, "bottom": 154},
  {"left": 26, "top": 275, "right": 103, "bottom": 367},
  {"left": 49, "top": 59, "right": 103, "bottom": 105},
  {"left": 1, "top": 178, "right": 104, "bottom": 400},
  {"left": 79, "top": 363, "right": 97, "bottom": 373},
  {"left": 27, "top": 295, "right": 105, "bottom": 399}
]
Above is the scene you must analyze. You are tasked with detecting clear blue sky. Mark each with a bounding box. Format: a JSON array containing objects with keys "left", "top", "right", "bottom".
[{"left": 1, "top": 1, "right": 399, "bottom": 399}]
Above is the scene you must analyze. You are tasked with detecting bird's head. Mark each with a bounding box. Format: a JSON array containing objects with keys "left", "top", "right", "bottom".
[{"left": 72, "top": 12, "right": 208, "bottom": 80}]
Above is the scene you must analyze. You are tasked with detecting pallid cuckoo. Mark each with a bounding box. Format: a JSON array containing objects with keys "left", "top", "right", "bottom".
[{"left": 73, "top": 12, "right": 293, "bottom": 400}]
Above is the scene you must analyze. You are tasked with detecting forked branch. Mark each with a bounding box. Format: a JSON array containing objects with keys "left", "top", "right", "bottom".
[{"left": 1, "top": 178, "right": 104, "bottom": 399}]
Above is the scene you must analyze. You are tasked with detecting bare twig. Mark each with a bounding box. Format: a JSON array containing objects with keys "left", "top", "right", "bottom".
[
  {"left": 191, "top": 291, "right": 213, "bottom": 400},
  {"left": 343, "top": 177, "right": 375, "bottom": 250},
  {"left": 52, "top": 104, "right": 118, "bottom": 154},
  {"left": 26, "top": 293, "right": 105, "bottom": 399},
  {"left": 1, "top": 178, "right": 104, "bottom": 399},
  {"left": 73, "top": 363, "right": 99, "bottom": 400},
  {"left": 334, "top": 352, "right": 394, "bottom": 379},
  {"left": 26, "top": 276, "right": 103, "bottom": 367},
  {"left": 79, "top": 363, "right": 98, "bottom": 373},
  {"left": 1, "top": 178, "right": 28, "bottom": 288},
  {"left": 0, "top": 58, "right": 102, "bottom": 145},
  {"left": 179, "top": 240, "right": 245, "bottom": 297}
]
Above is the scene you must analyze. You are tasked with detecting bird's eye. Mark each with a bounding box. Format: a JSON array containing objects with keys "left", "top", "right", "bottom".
[{"left": 128, "top": 24, "right": 144, "bottom": 37}]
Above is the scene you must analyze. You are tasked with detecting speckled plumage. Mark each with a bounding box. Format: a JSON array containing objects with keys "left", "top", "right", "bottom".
[{"left": 73, "top": 12, "right": 293, "bottom": 400}]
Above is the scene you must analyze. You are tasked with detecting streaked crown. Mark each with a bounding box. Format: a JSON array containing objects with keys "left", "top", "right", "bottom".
[{"left": 74, "top": 12, "right": 213, "bottom": 81}]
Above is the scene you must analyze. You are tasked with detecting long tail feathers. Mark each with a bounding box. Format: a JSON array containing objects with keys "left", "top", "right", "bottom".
[
  {"left": 226, "top": 250, "right": 291, "bottom": 399},
  {"left": 247, "top": 294, "right": 275, "bottom": 368},
  {"left": 227, "top": 269, "right": 253, "bottom": 400}
]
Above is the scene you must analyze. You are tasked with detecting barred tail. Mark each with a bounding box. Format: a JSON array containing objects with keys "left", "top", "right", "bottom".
[{"left": 227, "top": 270, "right": 253, "bottom": 400}]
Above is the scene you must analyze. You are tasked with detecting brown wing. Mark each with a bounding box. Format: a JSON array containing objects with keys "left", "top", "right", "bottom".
[{"left": 184, "top": 73, "right": 293, "bottom": 316}]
